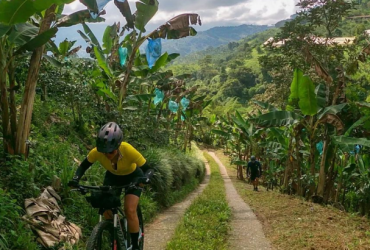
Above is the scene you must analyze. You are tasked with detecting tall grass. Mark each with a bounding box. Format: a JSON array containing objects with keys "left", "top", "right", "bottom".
[
  {"left": 0, "top": 234, "right": 8, "bottom": 250},
  {"left": 166, "top": 152, "right": 230, "bottom": 250}
]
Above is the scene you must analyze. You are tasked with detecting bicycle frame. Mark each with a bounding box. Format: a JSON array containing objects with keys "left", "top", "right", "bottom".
[
  {"left": 75, "top": 187, "right": 144, "bottom": 250},
  {"left": 72, "top": 169, "right": 153, "bottom": 250},
  {"left": 95, "top": 206, "right": 142, "bottom": 250},
  {"left": 98, "top": 207, "right": 129, "bottom": 250}
]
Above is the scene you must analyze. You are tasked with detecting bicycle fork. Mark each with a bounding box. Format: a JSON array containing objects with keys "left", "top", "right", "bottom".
[{"left": 120, "top": 215, "right": 144, "bottom": 250}]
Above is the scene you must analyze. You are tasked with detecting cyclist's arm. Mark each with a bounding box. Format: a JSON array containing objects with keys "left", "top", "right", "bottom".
[
  {"left": 139, "top": 160, "right": 156, "bottom": 173},
  {"left": 74, "top": 158, "right": 93, "bottom": 181}
]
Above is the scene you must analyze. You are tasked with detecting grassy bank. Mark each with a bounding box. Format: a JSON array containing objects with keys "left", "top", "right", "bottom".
[
  {"left": 166, "top": 152, "right": 230, "bottom": 250},
  {"left": 215, "top": 150, "right": 370, "bottom": 250}
]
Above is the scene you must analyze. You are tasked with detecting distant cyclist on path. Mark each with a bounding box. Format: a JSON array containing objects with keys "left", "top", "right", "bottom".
[{"left": 246, "top": 155, "right": 262, "bottom": 191}]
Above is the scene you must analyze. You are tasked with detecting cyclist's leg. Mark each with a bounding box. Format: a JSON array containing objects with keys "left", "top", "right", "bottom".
[
  {"left": 124, "top": 167, "right": 144, "bottom": 249},
  {"left": 124, "top": 194, "right": 140, "bottom": 232}
]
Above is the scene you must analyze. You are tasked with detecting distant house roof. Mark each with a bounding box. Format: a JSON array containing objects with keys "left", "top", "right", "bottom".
[
  {"left": 347, "top": 15, "right": 370, "bottom": 19},
  {"left": 263, "top": 36, "right": 356, "bottom": 47}
]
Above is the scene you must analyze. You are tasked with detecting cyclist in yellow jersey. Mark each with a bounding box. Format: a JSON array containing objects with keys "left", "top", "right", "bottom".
[{"left": 68, "top": 122, "right": 151, "bottom": 250}]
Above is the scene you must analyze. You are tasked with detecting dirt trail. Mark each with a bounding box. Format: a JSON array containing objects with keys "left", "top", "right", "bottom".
[
  {"left": 144, "top": 161, "right": 211, "bottom": 250},
  {"left": 208, "top": 151, "right": 271, "bottom": 250}
]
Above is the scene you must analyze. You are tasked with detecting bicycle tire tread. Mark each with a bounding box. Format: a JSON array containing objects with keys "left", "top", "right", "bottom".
[{"left": 86, "top": 220, "right": 114, "bottom": 250}]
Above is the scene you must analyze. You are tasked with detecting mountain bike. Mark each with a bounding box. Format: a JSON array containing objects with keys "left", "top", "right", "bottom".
[{"left": 72, "top": 169, "right": 154, "bottom": 250}]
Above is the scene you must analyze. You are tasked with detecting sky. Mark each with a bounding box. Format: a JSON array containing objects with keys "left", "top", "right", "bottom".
[{"left": 63, "top": 0, "right": 301, "bottom": 31}]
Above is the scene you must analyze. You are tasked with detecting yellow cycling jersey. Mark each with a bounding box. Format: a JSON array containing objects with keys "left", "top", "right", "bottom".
[{"left": 87, "top": 142, "right": 146, "bottom": 175}]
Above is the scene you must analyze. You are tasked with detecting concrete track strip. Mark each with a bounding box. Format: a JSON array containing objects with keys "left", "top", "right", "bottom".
[
  {"left": 144, "top": 161, "right": 211, "bottom": 250},
  {"left": 208, "top": 151, "right": 271, "bottom": 250}
]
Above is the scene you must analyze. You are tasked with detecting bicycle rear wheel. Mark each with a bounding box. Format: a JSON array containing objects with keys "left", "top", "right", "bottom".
[{"left": 86, "top": 220, "right": 122, "bottom": 250}]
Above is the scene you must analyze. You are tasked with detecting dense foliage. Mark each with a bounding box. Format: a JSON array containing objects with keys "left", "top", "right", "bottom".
[
  {"left": 2, "top": 0, "right": 370, "bottom": 248},
  {"left": 0, "top": 0, "right": 208, "bottom": 249},
  {"left": 201, "top": 0, "right": 370, "bottom": 218}
]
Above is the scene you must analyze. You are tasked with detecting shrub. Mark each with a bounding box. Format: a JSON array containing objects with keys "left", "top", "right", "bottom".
[
  {"left": 142, "top": 147, "right": 205, "bottom": 207},
  {"left": 0, "top": 189, "right": 39, "bottom": 250}
]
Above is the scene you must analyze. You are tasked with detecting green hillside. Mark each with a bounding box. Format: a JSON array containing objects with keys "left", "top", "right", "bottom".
[{"left": 168, "top": 0, "right": 370, "bottom": 116}]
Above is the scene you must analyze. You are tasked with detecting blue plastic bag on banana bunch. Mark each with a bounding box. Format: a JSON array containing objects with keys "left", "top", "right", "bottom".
[
  {"left": 180, "top": 97, "right": 190, "bottom": 121},
  {"left": 168, "top": 100, "right": 179, "bottom": 113},
  {"left": 146, "top": 38, "right": 162, "bottom": 69},
  {"left": 180, "top": 97, "right": 190, "bottom": 110},
  {"left": 118, "top": 47, "right": 128, "bottom": 67},
  {"left": 316, "top": 141, "right": 323, "bottom": 155},
  {"left": 355, "top": 144, "right": 361, "bottom": 154},
  {"left": 153, "top": 88, "right": 164, "bottom": 105}
]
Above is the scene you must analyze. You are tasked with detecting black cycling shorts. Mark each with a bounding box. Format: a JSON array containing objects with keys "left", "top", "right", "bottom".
[
  {"left": 103, "top": 167, "right": 144, "bottom": 197},
  {"left": 250, "top": 172, "right": 260, "bottom": 181}
]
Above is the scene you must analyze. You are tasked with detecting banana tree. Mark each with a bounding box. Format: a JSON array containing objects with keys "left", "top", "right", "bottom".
[
  {"left": 212, "top": 116, "right": 234, "bottom": 154},
  {"left": 129, "top": 73, "right": 200, "bottom": 149},
  {"left": 211, "top": 110, "right": 261, "bottom": 180},
  {"left": 180, "top": 95, "right": 212, "bottom": 151},
  {"left": 0, "top": 0, "right": 104, "bottom": 156},
  {"left": 250, "top": 69, "right": 347, "bottom": 198},
  {"left": 329, "top": 149, "right": 370, "bottom": 214},
  {"left": 78, "top": 0, "right": 201, "bottom": 109}
]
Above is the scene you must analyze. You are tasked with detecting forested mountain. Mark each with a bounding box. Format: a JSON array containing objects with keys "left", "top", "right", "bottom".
[
  {"left": 168, "top": 0, "right": 370, "bottom": 116},
  {"left": 161, "top": 24, "right": 270, "bottom": 55},
  {"left": 55, "top": 24, "right": 270, "bottom": 57}
]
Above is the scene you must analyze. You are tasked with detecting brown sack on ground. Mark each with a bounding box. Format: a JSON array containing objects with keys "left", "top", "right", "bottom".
[{"left": 23, "top": 186, "right": 82, "bottom": 249}]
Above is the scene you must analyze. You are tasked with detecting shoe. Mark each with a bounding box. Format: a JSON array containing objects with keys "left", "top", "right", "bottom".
[
  {"left": 129, "top": 244, "right": 140, "bottom": 250},
  {"left": 127, "top": 246, "right": 139, "bottom": 250}
]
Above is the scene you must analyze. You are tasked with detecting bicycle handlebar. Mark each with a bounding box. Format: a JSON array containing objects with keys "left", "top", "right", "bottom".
[{"left": 72, "top": 169, "right": 155, "bottom": 193}]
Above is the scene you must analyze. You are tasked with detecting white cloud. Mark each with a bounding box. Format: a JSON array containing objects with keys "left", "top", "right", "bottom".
[
  {"left": 63, "top": 1, "right": 85, "bottom": 14},
  {"left": 210, "top": 0, "right": 299, "bottom": 25},
  {"left": 63, "top": 0, "right": 300, "bottom": 30}
]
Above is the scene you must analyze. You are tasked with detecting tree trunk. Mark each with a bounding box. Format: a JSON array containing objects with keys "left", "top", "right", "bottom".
[
  {"left": 183, "top": 123, "right": 189, "bottom": 152},
  {"left": 8, "top": 57, "right": 17, "bottom": 151},
  {"left": 283, "top": 136, "right": 293, "bottom": 192},
  {"left": 15, "top": 5, "right": 57, "bottom": 156},
  {"left": 41, "top": 81, "right": 47, "bottom": 102},
  {"left": 308, "top": 135, "right": 317, "bottom": 198},
  {"left": 156, "top": 100, "right": 166, "bottom": 121},
  {"left": 188, "top": 125, "right": 193, "bottom": 151},
  {"left": 236, "top": 142, "right": 244, "bottom": 180},
  {"left": 317, "top": 130, "right": 330, "bottom": 197},
  {"left": 119, "top": 30, "right": 137, "bottom": 107},
  {"left": 323, "top": 146, "right": 337, "bottom": 203},
  {"left": 335, "top": 154, "right": 348, "bottom": 202},
  {"left": 0, "top": 38, "right": 12, "bottom": 154},
  {"left": 295, "top": 133, "right": 303, "bottom": 196}
]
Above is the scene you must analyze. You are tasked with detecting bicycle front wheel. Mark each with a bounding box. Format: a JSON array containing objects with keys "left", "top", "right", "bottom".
[
  {"left": 86, "top": 220, "right": 119, "bottom": 250},
  {"left": 137, "top": 206, "right": 144, "bottom": 250}
]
